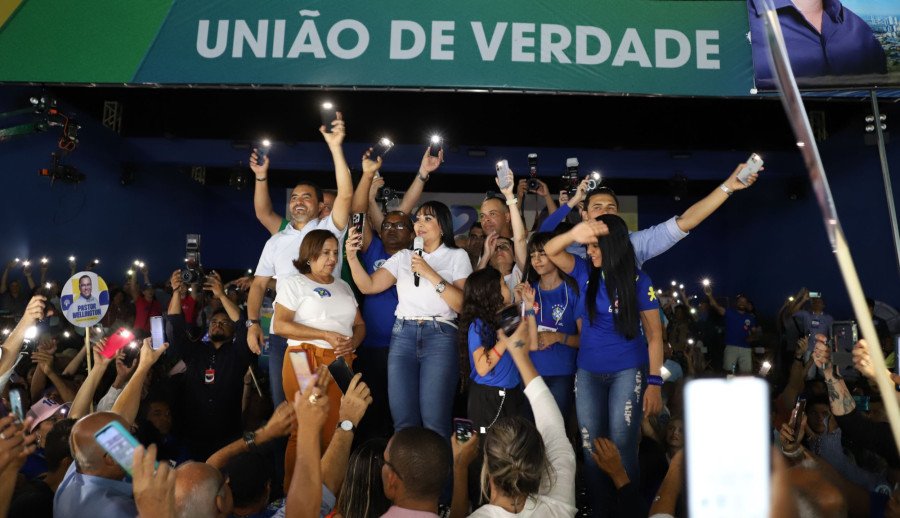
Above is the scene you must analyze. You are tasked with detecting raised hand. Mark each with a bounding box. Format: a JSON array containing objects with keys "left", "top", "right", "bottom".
[
  {"left": 320, "top": 112, "right": 346, "bottom": 148},
  {"left": 338, "top": 373, "right": 373, "bottom": 427},
  {"left": 362, "top": 148, "right": 383, "bottom": 176},
  {"left": 724, "top": 162, "right": 761, "bottom": 192},
  {"left": 203, "top": 271, "right": 225, "bottom": 298},
  {"left": 419, "top": 146, "right": 443, "bottom": 177},
  {"left": 250, "top": 149, "right": 269, "bottom": 178}
]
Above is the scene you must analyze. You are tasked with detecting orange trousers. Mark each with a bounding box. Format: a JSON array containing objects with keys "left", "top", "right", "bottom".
[{"left": 282, "top": 343, "right": 353, "bottom": 492}]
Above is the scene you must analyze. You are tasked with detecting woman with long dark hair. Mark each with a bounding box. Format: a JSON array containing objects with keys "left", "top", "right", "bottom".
[
  {"left": 458, "top": 267, "right": 535, "bottom": 435},
  {"left": 524, "top": 232, "right": 581, "bottom": 416},
  {"left": 544, "top": 215, "right": 663, "bottom": 518},
  {"left": 329, "top": 438, "right": 391, "bottom": 518},
  {"left": 346, "top": 201, "right": 472, "bottom": 438}
]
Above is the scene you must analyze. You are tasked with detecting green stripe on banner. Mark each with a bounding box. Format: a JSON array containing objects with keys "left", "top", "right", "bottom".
[{"left": 0, "top": 0, "right": 173, "bottom": 83}]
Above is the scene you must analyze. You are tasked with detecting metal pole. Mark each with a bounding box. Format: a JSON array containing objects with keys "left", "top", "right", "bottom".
[{"left": 870, "top": 90, "right": 900, "bottom": 279}]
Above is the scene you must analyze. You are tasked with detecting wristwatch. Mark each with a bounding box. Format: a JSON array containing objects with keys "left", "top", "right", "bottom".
[
  {"left": 337, "top": 420, "right": 355, "bottom": 433},
  {"left": 243, "top": 431, "right": 257, "bottom": 450},
  {"left": 246, "top": 319, "right": 260, "bottom": 328},
  {"left": 434, "top": 281, "right": 447, "bottom": 294},
  {"left": 719, "top": 183, "right": 734, "bottom": 196},
  {"left": 417, "top": 171, "right": 430, "bottom": 183}
]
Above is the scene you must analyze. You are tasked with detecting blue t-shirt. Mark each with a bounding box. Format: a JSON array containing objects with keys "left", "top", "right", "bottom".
[
  {"left": 468, "top": 319, "right": 521, "bottom": 389},
  {"left": 724, "top": 308, "right": 757, "bottom": 348},
  {"left": 529, "top": 280, "right": 579, "bottom": 377},
  {"left": 360, "top": 236, "right": 398, "bottom": 348},
  {"left": 748, "top": 0, "right": 886, "bottom": 86},
  {"left": 570, "top": 256, "right": 659, "bottom": 374}
]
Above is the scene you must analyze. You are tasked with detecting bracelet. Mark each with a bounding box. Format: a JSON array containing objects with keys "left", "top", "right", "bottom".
[
  {"left": 719, "top": 183, "right": 733, "bottom": 196},
  {"left": 255, "top": 176, "right": 267, "bottom": 182},
  {"left": 523, "top": 308, "right": 535, "bottom": 317},
  {"left": 417, "top": 171, "right": 429, "bottom": 183},
  {"left": 781, "top": 446, "right": 804, "bottom": 459},
  {"left": 493, "top": 347, "right": 504, "bottom": 359},
  {"left": 506, "top": 198, "right": 518, "bottom": 206},
  {"left": 647, "top": 375, "right": 664, "bottom": 386}
]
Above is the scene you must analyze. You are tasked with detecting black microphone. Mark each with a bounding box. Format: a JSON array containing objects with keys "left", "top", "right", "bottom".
[{"left": 413, "top": 236, "right": 424, "bottom": 287}]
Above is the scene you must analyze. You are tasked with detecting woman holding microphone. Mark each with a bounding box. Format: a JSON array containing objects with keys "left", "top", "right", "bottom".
[
  {"left": 273, "top": 229, "right": 365, "bottom": 489},
  {"left": 346, "top": 200, "right": 471, "bottom": 438}
]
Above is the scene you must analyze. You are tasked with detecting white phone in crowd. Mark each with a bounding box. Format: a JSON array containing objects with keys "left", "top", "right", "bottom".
[
  {"left": 495, "top": 160, "right": 511, "bottom": 189},
  {"left": 150, "top": 316, "right": 165, "bottom": 350},
  {"left": 736, "top": 153, "right": 763, "bottom": 185},
  {"left": 289, "top": 350, "right": 316, "bottom": 392},
  {"left": 685, "top": 377, "right": 770, "bottom": 518}
]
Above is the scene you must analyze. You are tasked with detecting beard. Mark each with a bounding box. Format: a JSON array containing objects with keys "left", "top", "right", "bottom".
[{"left": 209, "top": 332, "right": 230, "bottom": 342}]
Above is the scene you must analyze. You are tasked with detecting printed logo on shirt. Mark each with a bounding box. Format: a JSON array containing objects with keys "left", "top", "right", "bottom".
[
  {"left": 551, "top": 304, "right": 565, "bottom": 323},
  {"left": 744, "top": 319, "right": 752, "bottom": 331},
  {"left": 811, "top": 319, "right": 820, "bottom": 327},
  {"left": 647, "top": 286, "right": 657, "bottom": 301},
  {"left": 373, "top": 259, "right": 386, "bottom": 271},
  {"left": 313, "top": 287, "right": 332, "bottom": 298}
]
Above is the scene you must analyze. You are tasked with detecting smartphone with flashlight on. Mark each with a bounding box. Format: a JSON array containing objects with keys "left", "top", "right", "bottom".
[
  {"left": 737, "top": 153, "right": 763, "bottom": 185},
  {"left": 372, "top": 137, "right": 394, "bottom": 160},
  {"left": 320, "top": 102, "right": 337, "bottom": 132},
  {"left": 94, "top": 421, "right": 144, "bottom": 476},
  {"left": 256, "top": 139, "right": 272, "bottom": 163},
  {"left": 495, "top": 160, "right": 511, "bottom": 190},
  {"left": 100, "top": 328, "right": 135, "bottom": 359},
  {"left": 686, "top": 377, "right": 769, "bottom": 518},
  {"left": 150, "top": 316, "right": 165, "bottom": 351},
  {"left": 429, "top": 135, "right": 443, "bottom": 158}
]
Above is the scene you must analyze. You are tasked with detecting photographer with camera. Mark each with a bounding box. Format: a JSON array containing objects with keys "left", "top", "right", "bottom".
[
  {"left": 167, "top": 269, "right": 252, "bottom": 461},
  {"left": 246, "top": 114, "right": 353, "bottom": 406},
  {"left": 540, "top": 162, "right": 759, "bottom": 267}
]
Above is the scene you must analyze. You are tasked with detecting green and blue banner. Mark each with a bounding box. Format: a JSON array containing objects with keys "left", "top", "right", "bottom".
[{"left": 0, "top": 0, "right": 755, "bottom": 96}]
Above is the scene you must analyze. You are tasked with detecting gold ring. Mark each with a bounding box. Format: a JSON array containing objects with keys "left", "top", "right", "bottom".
[{"left": 308, "top": 394, "right": 319, "bottom": 405}]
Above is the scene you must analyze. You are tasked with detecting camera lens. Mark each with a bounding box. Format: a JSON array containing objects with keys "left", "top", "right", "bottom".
[
  {"left": 527, "top": 179, "right": 539, "bottom": 191},
  {"left": 586, "top": 179, "right": 598, "bottom": 191}
]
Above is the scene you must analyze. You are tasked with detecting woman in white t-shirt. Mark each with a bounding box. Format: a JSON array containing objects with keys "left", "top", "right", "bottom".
[
  {"left": 273, "top": 229, "right": 365, "bottom": 489},
  {"left": 346, "top": 201, "right": 472, "bottom": 438}
]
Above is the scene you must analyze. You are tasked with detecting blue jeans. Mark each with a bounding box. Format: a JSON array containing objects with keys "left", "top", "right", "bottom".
[
  {"left": 543, "top": 374, "right": 575, "bottom": 418},
  {"left": 268, "top": 334, "right": 288, "bottom": 406},
  {"left": 387, "top": 319, "right": 458, "bottom": 438},
  {"left": 576, "top": 366, "right": 647, "bottom": 518}
]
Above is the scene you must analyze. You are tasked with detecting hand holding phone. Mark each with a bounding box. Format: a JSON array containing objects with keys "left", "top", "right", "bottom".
[
  {"left": 101, "top": 328, "right": 135, "bottom": 359},
  {"left": 150, "top": 316, "right": 165, "bottom": 351},
  {"left": 289, "top": 350, "right": 316, "bottom": 393},
  {"left": 94, "top": 421, "right": 143, "bottom": 476},
  {"left": 9, "top": 388, "right": 24, "bottom": 421},
  {"left": 495, "top": 160, "right": 512, "bottom": 190},
  {"left": 454, "top": 418, "right": 475, "bottom": 442},
  {"left": 328, "top": 357, "right": 354, "bottom": 394},
  {"left": 320, "top": 102, "right": 338, "bottom": 133},
  {"left": 736, "top": 153, "right": 763, "bottom": 185}
]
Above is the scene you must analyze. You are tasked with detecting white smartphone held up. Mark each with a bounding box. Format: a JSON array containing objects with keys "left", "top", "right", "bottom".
[
  {"left": 685, "top": 377, "right": 770, "bottom": 518},
  {"left": 150, "top": 316, "right": 165, "bottom": 350},
  {"left": 495, "top": 160, "right": 511, "bottom": 189},
  {"left": 736, "top": 153, "right": 763, "bottom": 185}
]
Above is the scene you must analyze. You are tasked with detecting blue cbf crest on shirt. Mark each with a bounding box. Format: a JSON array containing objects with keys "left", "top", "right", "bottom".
[
  {"left": 313, "top": 287, "right": 332, "bottom": 298},
  {"left": 551, "top": 305, "right": 566, "bottom": 323}
]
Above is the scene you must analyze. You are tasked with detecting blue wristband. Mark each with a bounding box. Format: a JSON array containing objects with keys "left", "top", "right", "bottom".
[
  {"left": 523, "top": 308, "right": 536, "bottom": 317},
  {"left": 647, "top": 375, "right": 664, "bottom": 386}
]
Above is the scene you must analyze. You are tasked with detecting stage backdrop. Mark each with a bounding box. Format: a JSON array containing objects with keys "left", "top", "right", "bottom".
[{"left": 0, "top": 0, "right": 754, "bottom": 96}]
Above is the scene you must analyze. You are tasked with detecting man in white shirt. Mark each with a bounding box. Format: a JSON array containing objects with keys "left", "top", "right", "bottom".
[{"left": 246, "top": 116, "right": 353, "bottom": 405}]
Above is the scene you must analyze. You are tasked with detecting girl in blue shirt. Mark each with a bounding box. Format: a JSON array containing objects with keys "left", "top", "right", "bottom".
[
  {"left": 458, "top": 267, "right": 536, "bottom": 434},
  {"left": 524, "top": 232, "right": 581, "bottom": 417},
  {"left": 545, "top": 215, "right": 664, "bottom": 518}
]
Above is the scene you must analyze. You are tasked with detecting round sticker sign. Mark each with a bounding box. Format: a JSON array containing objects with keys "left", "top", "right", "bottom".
[{"left": 60, "top": 272, "right": 109, "bottom": 328}]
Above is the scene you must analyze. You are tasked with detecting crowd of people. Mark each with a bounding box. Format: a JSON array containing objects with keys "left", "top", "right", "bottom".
[{"left": 0, "top": 112, "right": 898, "bottom": 518}]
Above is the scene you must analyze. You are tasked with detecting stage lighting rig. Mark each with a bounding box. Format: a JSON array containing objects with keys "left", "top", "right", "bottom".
[
  {"left": 0, "top": 95, "right": 80, "bottom": 151},
  {"left": 39, "top": 153, "right": 85, "bottom": 186}
]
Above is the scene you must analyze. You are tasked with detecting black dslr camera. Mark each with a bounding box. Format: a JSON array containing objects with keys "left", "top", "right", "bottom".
[
  {"left": 180, "top": 234, "right": 206, "bottom": 285},
  {"left": 564, "top": 157, "right": 580, "bottom": 196},
  {"left": 527, "top": 153, "right": 539, "bottom": 191},
  {"left": 375, "top": 185, "right": 401, "bottom": 212}
]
